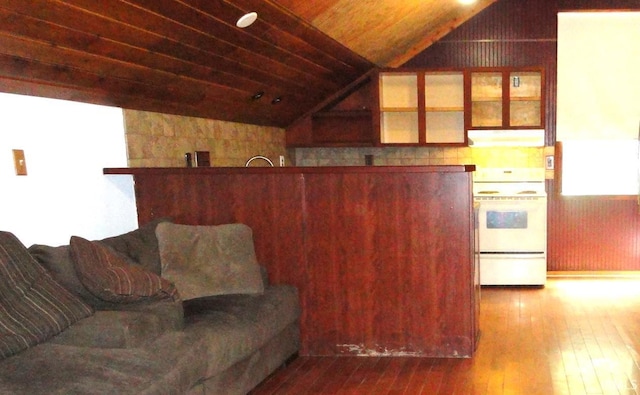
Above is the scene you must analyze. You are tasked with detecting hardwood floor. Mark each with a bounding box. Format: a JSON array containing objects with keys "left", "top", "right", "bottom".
[{"left": 250, "top": 276, "right": 640, "bottom": 394}]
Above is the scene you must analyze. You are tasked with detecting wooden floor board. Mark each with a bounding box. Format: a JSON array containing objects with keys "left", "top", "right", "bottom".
[{"left": 250, "top": 277, "right": 640, "bottom": 394}]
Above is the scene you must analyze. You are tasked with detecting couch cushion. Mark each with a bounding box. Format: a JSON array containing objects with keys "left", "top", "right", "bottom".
[
  {"left": 156, "top": 223, "right": 264, "bottom": 300},
  {"left": 101, "top": 217, "right": 171, "bottom": 275},
  {"left": 51, "top": 299, "right": 184, "bottom": 349},
  {"left": 182, "top": 285, "right": 300, "bottom": 375},
  {"left": 0, "top": 231, "right": 93, "bottom": 360},
  {"left": 69, "top": 236, "right": 179, "bottom": 304},
  {"left": 28, "top": 219, "right": 171, "bottom": 309},
  {"left": 0, "top": 331, "right": 209, "bottom": 394},
  {"left": 28, "top": 244, "right": 108, "bottom": 307}
]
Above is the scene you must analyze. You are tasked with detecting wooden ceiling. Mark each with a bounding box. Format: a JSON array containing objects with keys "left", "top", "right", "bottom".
[
  {"left": 0, "top": 0, "right": 496, "bottom": 128},
  {"left": 274, "top": 0, "right": 498, "bottom": 68}
]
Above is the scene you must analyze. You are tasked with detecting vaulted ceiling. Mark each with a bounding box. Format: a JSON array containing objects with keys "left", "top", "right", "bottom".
[{"left": 0, "top": 0, "right": 497, "bottom": 128}]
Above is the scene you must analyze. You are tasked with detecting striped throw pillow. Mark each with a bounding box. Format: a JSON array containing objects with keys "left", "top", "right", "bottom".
[
  {"left": 69, "top": 236, "right": 179, "bottom": 303},
  {"left": 0, "top": 231, "right": 94, "bottom": 360}
]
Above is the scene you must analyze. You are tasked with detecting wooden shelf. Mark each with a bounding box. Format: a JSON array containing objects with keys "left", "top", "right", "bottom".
[
  {"left": 425, "top": 106, "right": 464, "bottom": 112},
  {"left": 313, "top": 110, "right": 371, "bottom": 118},
  {"left": 510, "top": 96, "right": 541, "bottom": 101},
  {"left": 380, "top": 107, "right": 419, "bottom": 112},
  {"left": 471, "top": 96, "right": 502, "bottom": 102}
]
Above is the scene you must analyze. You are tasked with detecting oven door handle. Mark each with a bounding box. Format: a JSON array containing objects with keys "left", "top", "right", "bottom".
[{"left": 480, "top": 251, "right": 545, "bottom": 255}]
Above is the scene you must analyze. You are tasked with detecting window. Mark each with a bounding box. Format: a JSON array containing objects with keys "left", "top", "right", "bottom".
[{"left": 557, "top": 12, "right": 640, "bottom": 196}]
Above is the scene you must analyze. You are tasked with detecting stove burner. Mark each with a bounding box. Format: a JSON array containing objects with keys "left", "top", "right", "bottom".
[
  {"left": 477, "top": 190, "right": 499, "bottom": 194},
  {"left": 518, "top": 190, "right": 538, "bottom": 195}
]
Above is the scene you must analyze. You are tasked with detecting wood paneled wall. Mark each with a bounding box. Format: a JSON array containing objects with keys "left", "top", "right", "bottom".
[
  {"left": 404, "top": 0, "right": 558, "bottom": 144},
  {"left": 547, "top": 196, "right": 640, "bottom": 271},
  {"left": 406, "top": 0, "right": 640, "bottom": 271},
  {"left": 106, "top": 166, "right": 479, "bottom": 357}
]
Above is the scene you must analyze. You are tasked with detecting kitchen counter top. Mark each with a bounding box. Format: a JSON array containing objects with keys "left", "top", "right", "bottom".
[{"left": 104, "top": 165, "right": 475, "bottom": 175}]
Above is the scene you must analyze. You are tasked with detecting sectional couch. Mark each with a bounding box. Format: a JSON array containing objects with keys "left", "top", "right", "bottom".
[{"left": 0, "top": 219, "right": 300, "bottom": 394}]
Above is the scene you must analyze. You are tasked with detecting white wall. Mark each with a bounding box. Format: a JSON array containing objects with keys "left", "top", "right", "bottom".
[{"left": 0, "top": 93, "right": 137, "bottom": 246}]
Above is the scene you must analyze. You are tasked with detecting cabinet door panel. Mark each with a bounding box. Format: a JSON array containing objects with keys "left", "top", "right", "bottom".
[
  {"left": 509, "top": 71, "right": 542, "bottom": 127},
  {"left": 380, "top": 74, "right": 418, "bottom": 108},
  {"left": 510, "top": 101, "right": 541, "bottom": 127},
  {"left": 381, "top": 112, "right": 419, "bottom": 143},
  {"left": 471, "top": 72, "right": 503, "bottom": 128},
  {"left": 379, "top": 70, "right": 465, "bottom": 145},
  {"left": 426, "top": 112, "right": 465, "bottom": 143}
]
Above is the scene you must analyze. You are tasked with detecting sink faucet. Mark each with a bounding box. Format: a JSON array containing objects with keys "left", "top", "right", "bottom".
[{"left": 245, "top": 155, "right": 274, "bottom": 167}]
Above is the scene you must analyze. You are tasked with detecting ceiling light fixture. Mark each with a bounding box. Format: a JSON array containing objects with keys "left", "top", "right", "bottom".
[
  {"left": 236, "top": 12, "right": 258, "bottom": 28},
  {"left": 271, "top": 97, "right": 282, "bottom": 105},
  {"left": 251, "top": 91, "right": 264, "bottom": 100},
  {"left": 458, "top": 0, "right": 477, "bottom": 4}
]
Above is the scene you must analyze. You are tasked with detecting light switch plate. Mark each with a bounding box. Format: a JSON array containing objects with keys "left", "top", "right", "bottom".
[{"left": 12, "top": 149, "right": 27, "bottom": 176}]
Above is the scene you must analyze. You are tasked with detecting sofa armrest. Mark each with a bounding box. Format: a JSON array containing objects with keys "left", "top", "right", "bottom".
[{"left": 51, "top": 300, "right": 184, "bottom": 349}]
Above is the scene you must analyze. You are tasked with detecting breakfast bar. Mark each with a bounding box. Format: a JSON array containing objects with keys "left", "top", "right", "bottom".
[{"left": 104, "top": 165, "right": 479, "bottom": 357}]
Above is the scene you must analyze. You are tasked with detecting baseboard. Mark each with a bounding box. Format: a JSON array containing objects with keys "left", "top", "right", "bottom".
[{"left": 547, "top": 271, "right": 640, "bottom": 278}]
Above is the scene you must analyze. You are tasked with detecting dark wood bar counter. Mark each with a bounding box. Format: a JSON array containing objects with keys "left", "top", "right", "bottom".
[{"left": 104, "top": 165, "right": 479, "bottom": 357}]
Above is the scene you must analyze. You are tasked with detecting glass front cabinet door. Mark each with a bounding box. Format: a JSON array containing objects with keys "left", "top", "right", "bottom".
[
  {"left": 469, "top": 69, "right": 544, "bottom": 129},
  {"left": 379, "top": 72, "right": 420, "bottom": 144},
  {"left": 378, "top": 68, "right": 544, "bottom": 146},
  {"left": 378, "top": 70, "right": 465, "bottom": 145}
]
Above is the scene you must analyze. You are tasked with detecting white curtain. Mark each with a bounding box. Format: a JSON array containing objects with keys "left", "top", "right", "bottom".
[{"left": 557, "top": 12, "right": 640, "bottom": 195}]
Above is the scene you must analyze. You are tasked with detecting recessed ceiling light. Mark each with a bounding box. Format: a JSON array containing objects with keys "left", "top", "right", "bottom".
[
  {"left": 459, "top": 0, "right": 477, "bottom": 4},
  {"left": 236, "top": 12, "right": 258, "bottom": 28}
]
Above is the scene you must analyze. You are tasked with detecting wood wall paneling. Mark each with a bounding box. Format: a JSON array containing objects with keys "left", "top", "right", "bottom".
[
  {"left": 547, "top": 197, "right": 640, "bottom": 271},
  {"left": 132, "top": 171, "right": 308, "bottom": 285},
  {"left": 302, "top": 172, "right": 474, "bottom": 356},
  {"left": 114, "top": 166, "right": 477, "bottom": 357},
  {"left": 406, "top": 0, "right": 640, "bottom": 272}
]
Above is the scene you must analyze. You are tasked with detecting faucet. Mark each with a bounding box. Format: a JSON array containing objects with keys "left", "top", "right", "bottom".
[{"left": 245, "top": 155, "right": 274, "bottom": 167}]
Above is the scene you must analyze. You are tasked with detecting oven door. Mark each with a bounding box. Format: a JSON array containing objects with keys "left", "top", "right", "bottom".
[{"left": 476, "top": 198, "right": 547, "bottom": 254}]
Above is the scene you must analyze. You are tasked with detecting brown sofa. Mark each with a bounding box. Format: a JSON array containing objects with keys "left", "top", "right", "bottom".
[{"left": 0, "top": 220, "right": 300, "bottom": 394}]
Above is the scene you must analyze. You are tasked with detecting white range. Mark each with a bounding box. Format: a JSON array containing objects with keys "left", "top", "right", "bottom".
[{"left": 473, "top": 168, "right": 547, "bottom": 286}]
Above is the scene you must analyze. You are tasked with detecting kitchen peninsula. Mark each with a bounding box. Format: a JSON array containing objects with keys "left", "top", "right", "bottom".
[{"left": 104, "top": 165, "right": 479, "bottom": 357}]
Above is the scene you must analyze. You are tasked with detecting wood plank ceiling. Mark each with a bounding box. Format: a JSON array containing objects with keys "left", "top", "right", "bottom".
[{"left": 0, "top": 0, "right": 496, "bottom": 128}]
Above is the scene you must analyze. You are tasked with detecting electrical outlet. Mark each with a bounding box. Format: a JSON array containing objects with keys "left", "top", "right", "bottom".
[
  {"left": 545, "top": 155, "right": 554, "bottom": 170},
  {"left": 12, "top": 149, "right": 27, "bottom": 176},
  {"left": 279, "top": 155, "right": 285, "bottom": 167}
]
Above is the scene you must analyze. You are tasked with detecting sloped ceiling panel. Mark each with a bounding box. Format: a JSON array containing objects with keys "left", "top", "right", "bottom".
[
  {"left": 0, "top": 0, "right": 372, "bottom": 127},
  {"left": 273, "top": 0, "right": 499, "bottom": 67},
  {"left": 0, "top": 0, "right": 497, "bottom": 128}
]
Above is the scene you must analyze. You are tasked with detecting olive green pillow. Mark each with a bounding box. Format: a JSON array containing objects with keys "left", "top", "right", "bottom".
[{"left": 156, "top": 223, "right": 264, "bottom": 300}]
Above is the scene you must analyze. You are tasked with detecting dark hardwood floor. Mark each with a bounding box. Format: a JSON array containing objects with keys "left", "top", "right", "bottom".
[{"left": 250, "top": 275, "right": 640, "bottom": 394}]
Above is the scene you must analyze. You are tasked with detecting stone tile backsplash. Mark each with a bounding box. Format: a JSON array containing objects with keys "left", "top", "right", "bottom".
[
  {"left": 123, "top": 110, "right": 289, "bottom": 167},
  {"left": 295, "top": 146, "right": 545, "bottom": 169},
  {"left": 122, "top": 109, "right": 544, "bottom": 170}
]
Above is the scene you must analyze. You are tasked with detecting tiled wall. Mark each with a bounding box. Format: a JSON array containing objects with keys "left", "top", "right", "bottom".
[
  {"left": 295, "top": 146, "right": 545, "bottom": 169},
  {"left": 123, "top": 109, "right": 289, "bottom": 167},
  {"left": 122, "top": 109, "right": 545, "bottom": 171}
]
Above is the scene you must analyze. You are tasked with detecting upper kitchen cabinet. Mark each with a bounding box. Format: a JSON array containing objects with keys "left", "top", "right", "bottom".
[
  {"left": 425, "top": 72, "right": 465, "bottom": 144},
  {"left": 468, "top": 68, "right": 544, "bottom": 129},
  {"left": 379, "top": 72, "right": 420, "bottom": 144},
  {"left": 377, "top": 70, "right": 465, "bottom": 145}
]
